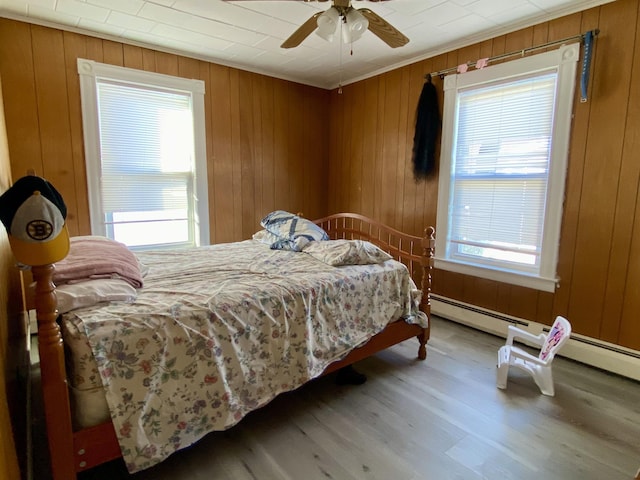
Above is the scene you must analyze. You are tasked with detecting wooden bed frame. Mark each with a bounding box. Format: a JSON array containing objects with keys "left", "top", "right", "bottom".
[{"left": 31, "top": 212, "right": 435, "bottom": 479}]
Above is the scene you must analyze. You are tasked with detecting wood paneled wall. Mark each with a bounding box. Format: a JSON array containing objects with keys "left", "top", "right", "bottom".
[
  {"left": 0, "top": 19, "right": 330, "bottom": 245},
  {"left": 329, "top": 0, "right": 640, "bottom": 351},
  {"left": 1, "top": 2, "right": 639, "bottom": 353},
  {"left": 0, "top": 74, "right": 22, "bottom": 480}
]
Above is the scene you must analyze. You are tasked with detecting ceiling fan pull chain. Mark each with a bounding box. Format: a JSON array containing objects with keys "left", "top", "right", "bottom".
[{"left": 338, "top": 16, "right": 344, "bottom": 94}]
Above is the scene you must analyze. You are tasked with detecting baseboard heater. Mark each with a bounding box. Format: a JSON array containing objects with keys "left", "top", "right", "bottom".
[{"left": 431, "top": 294, "right": 640, "bottom": 382}]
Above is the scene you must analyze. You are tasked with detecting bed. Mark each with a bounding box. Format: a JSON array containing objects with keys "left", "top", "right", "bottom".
[{"left": 30, "top": 212, "right": 435, "bottom": 479}]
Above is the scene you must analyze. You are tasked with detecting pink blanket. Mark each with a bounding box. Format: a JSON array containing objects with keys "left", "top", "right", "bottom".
[{"left": 53, "top": 236, "right": 144, "bottom": 288}]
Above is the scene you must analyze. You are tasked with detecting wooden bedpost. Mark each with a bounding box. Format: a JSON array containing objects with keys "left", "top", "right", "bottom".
[
  {"left": 31, "top": 264, "right": 76, "bottom": 480},
  {"left": 417, "top": 226, "right": 435, "bottom": 360}
]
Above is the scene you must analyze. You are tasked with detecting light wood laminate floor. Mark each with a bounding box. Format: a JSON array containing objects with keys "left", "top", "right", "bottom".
[{"left": 34, "top": 316, "right": 640, "bottom": 480}]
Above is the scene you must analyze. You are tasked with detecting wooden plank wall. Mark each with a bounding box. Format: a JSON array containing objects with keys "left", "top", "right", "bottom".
[
  {"left": 0, "top": 73, "right": 22, "bottom": 480},
  {"left": 0, "top": 18, "right": 330, "bottom": 245},
  {"left": 328, "top": 0, "right": 640, "bottom": 351},
  {"left": 1, "top": 3, "right": 639, "bottom": 353}
]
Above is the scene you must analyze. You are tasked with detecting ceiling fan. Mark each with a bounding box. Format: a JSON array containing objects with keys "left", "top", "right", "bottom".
[{"left": 225, "top": 0, "right": 409, "bottom": 49}]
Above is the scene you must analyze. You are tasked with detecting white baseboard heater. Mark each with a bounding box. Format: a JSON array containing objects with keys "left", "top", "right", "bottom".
[{"left": 431, "top": 295, "right": 640, "bottom": 382}]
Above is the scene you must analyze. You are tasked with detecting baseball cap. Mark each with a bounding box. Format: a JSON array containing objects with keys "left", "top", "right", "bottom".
[{"left": 0, "top": 175, "right": 70, "bottom": 266}]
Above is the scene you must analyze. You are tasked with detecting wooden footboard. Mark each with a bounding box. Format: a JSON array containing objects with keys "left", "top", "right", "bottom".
[{"left": 32, "top": 213, "right": 434, "bottom": 479}]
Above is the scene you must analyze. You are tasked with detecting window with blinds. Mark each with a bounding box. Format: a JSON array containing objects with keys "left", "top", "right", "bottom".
[
  {"left": 78, "top": 59, "right": 209, "bottom": 249},
  {"left": 435, "top": 43, "right": 579, "bottom": 292}
]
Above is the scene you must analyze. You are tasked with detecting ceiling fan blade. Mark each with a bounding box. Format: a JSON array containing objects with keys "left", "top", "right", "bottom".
[
  {"left": 281, "top": 12, "right": 322, "bottom": 48},
  {"left": 358, "top": 8, "right": 409, "bottom": 48}
]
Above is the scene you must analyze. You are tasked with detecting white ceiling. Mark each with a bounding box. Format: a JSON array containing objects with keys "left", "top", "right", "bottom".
[{"left": 0, "top": 0, "right": 614, "bottom": 89}]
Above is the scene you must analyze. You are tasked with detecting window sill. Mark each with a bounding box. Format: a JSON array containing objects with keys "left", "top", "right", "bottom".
[{"left": 434, "top": 257, "right": 558, "bottom": 292}]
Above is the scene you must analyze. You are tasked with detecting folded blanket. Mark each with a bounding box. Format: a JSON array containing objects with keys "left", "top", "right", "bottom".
[{"left": 53, "top": 236, "right": 144, "bottom": 288}]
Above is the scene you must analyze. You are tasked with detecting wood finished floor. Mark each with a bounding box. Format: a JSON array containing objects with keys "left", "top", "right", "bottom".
[{"left": 33, "top": 316, "right": 640, "bottom": 480}]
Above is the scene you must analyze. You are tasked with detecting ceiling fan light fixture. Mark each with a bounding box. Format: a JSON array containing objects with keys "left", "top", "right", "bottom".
[
  {"left": 279, "top": 0, "right": 408, "bottom": 50},
  {"left": 344, "top": 8, "right": 369, "bottom": 43},
  {"left": 316, "top": 8, "right": 340, "bottom": 42}
]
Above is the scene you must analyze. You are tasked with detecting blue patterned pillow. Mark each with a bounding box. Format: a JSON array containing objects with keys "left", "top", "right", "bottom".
[{"left": 260, "top": 210, "right": 329, "bottom": 251}]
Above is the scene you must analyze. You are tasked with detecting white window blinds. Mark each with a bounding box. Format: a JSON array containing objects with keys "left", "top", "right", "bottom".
[
  {"left": 78, "top": 59, "right": 209, "bottom": 250},
  {"left": 449, "top": 73, "right": 556, "bottom": 271},
  {"left": 97, "top": 81, "right": 195, "bottom": 247}
]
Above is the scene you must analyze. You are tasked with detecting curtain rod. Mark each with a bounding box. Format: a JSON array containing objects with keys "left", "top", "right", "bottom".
[{"left": 428, "top": 29, "right": 599, "bottom": 79}]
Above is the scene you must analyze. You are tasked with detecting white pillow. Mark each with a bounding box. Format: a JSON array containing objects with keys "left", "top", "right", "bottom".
[
  {"left": 54, "top": 278, "right": 137, "bottom": 314},
  {"left": 303, "top": 239, "right": 393, "bottom": 266}
]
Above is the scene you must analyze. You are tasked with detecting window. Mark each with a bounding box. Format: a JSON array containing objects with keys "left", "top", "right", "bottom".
[
  {"left": 77, "top": 59, "right": 209, "bottom": 249},
  {"left": 435, "top": 43, "right": 579, "bottom": 292}
]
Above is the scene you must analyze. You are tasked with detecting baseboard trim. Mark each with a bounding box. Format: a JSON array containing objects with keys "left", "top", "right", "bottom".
[{"left": 431, "top": 295, "right": 640, "bottom": 382}]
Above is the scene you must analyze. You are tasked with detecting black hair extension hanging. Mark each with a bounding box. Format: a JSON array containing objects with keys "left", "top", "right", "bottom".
[{"left": 412, "top": 74, "right": 440, "bottom": 180}]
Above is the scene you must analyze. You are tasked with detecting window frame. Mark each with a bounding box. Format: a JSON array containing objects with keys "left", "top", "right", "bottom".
[
  {"left": 435, "top": 43, "right": 580, "bottom": 292},
  {"left": 77, "top": 58, "right": 209, "bottom": 249}
]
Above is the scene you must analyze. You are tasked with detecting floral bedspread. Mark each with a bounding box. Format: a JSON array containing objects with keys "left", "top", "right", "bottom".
[{"left": 66, "top": 240, "right": 427, "bottom": 472}]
